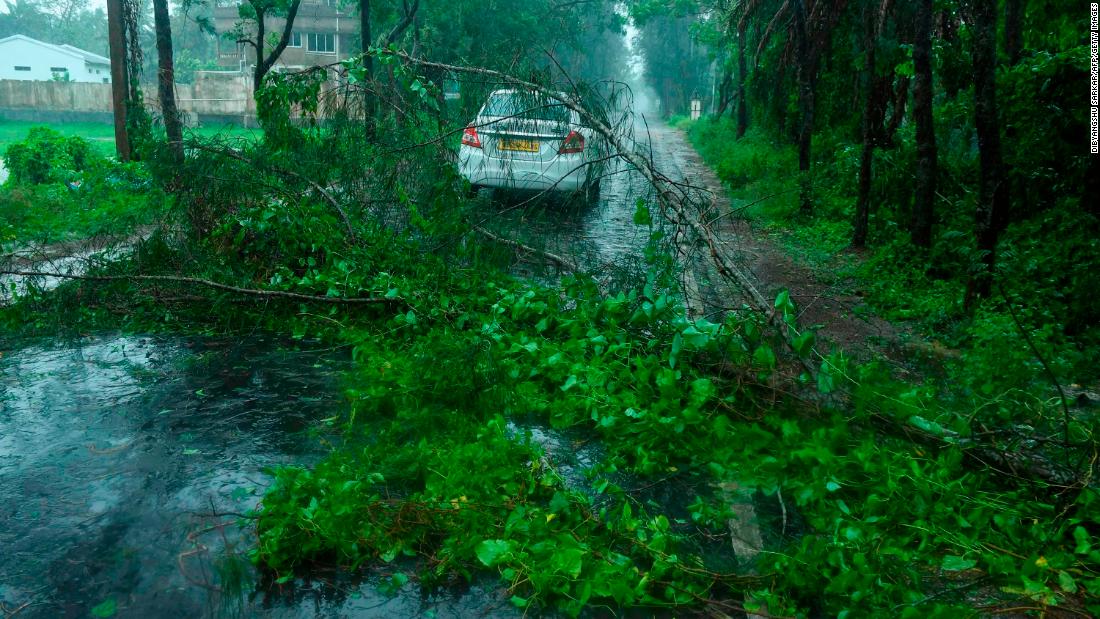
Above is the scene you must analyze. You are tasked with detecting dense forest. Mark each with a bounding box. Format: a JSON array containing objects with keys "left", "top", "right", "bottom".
[{"left": 0, "top": 0, "right": 1097, "bottom": 617}]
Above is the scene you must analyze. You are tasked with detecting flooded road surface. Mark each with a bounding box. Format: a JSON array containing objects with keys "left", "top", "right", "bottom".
[
  {"left": 481, "top": 123, "right": 721, "bottom": 298},
  {"left": 0, "top": 336, "right": 529, "bottom": 618},
  {"left": 0, "top": 336, "right": 345, "bottom": 617}
]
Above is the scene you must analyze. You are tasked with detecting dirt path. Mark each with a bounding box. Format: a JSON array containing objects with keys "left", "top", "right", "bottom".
[{"left": 653, "top": 125, "right": 919, "bottom": 374}]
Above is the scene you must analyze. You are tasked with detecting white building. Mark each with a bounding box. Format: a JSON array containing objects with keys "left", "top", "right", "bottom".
[{"left": 0, "top": 35, "right": 111, "bottom": 83}]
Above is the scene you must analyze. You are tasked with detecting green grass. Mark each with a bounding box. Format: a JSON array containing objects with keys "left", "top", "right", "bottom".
[{"left": 0, "top": 120, "right": 261, "bottom": 159}]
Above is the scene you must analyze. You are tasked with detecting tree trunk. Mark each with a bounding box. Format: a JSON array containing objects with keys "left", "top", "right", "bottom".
[
  {"left": 152, "top": 0, "right": 183, "bottom": 162},
  {"left": 793, "top": 0, "right": 816, "bottom": 216},
  {"left": 966, "top": 0, "right": 1009, "bottom": 306},
  {"left": 251, "top": 0, "right": 302, "bottom": 94},
  {"left": 1003, "top": 0, "right": 1022, "bottom": 65},
  {"left": 106, "top": 0, "right": 130, "bottom": 161},
  {"left": 911, "top": 0, "right": 937, "bottom": 248},
  {"left": 883, "top": 74, "right": 908, "bottom": 146},
  {"left": 715, "top": 68, "right": 733, "bottom": 116},
  {"left": 736, "top": 24, "right": 749, "bottom": 138},
  {"left": 854, "top": 4, "right": 878, "bottom": 248}
]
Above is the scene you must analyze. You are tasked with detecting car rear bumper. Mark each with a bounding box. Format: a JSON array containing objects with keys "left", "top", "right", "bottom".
[{"left": 459, "top": 147, "right": 587, "bottom": 192}]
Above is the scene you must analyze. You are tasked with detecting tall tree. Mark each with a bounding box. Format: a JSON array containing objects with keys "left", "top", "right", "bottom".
[
  {"left": 966, "top": 0, "right": 1009, "bottom": 304},
  {"left": 106, "top": 0, "right": 131, "bottom": 161},
  {"left": 235, "top": 0, "right": 303, "bottom": 94},
  {"left": 735, "top": 20, "right": 748, "bottom": 138},
  {"left": 792, "top": 0, "right": 815, "bottom": 215},
  {"left": 854, "top": 0, "right": 889, "bottom": 247},
  {"left": 152, "top": 0, "right": 183, "bottom": 162},
  {"left": 910, "top": 0, "right": 936, "bottom": 248}
]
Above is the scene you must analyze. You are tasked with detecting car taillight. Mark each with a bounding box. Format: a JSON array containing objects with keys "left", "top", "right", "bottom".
[
  {"left": 462, "top": 125, "right": 482, "bottom": 148},
  {"left": 558, "top": 130, "right": 585, "bottom": 154}
]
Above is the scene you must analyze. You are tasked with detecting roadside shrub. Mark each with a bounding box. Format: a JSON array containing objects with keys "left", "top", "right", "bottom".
[{"left": 2, "top": 127, "right": 101, "bottom": 185}]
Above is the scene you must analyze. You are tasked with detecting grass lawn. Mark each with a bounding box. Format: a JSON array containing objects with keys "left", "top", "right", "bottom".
[{"left": 0, "top": 120, "right": 261, "bottom": 159}]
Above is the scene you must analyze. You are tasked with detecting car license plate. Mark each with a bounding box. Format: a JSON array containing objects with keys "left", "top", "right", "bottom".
[{"left": 499, "top": 138, "right": 539, "bottom": 152}]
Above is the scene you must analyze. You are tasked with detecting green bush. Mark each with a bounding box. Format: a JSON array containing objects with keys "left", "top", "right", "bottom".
[{"left": 2, "top": 126, "right": 102, "bottom": 185}]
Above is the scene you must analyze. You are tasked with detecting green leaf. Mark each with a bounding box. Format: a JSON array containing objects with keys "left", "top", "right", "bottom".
[
  {"left": 510, "top": 595, "right": 529, "bottom": 608},
  {"left": 941, "top": 555, "right": 977, "bottom": 571},
  {"left": 909, "top": 415, "right": 946, "bottom": 436},
  {"left": 1074, "top": 526, "right": 1091, "bottom": 554},
  {"left": 90, "top": 598, "right": 117, "bottom": 618},
  {"left": 633, "top": 199, "right": 652, "bottom": 226},
  {"left": 774, "top": 289, "right": 790, "bottom": 309},
  {"left": 475, "top": 539, "right": 513, "bottom": 567},
  {"left": 1058, "top": 571, "right": 1077, "bottom": 593},
  {"left": 554, "top": 548, "right": 585, "bottom": 577},
  {"left": 753, "top": 345, "right": 776, "bottom": 370},
  {"left": 669, "top": 332, "right": 682, "bottom": 368},
  {"left": 792, "top": 331, "right": 815, "bottom": 357}
]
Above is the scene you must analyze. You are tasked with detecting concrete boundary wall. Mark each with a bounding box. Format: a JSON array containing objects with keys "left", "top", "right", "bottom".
[{"left": 0, "top": 75, "right": 262, "bottom": 126}]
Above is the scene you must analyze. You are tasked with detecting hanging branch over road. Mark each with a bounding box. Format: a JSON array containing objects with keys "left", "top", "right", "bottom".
[{"left": 376, "top": 49, "right": 820, "bottom": 380}]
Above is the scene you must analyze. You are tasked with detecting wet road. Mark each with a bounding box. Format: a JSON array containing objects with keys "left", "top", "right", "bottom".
[
  {"left": 481, "top": 123, "right": 725, "bottom": 315},
  {"left": 0, "top": 337, "right": 353, "bottom": 617}
]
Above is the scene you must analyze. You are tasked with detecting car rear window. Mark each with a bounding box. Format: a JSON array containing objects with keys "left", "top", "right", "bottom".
[{"left": 482, "top": 92, "right": 571, "bottom": 123}]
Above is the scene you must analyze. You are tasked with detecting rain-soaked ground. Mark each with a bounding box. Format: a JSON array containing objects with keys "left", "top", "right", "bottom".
[{"left": 0, "top": 124, "right": 770, "bottom": 618}]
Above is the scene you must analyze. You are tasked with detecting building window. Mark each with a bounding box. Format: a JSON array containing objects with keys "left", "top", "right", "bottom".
[
  {"left": 102, "top": 77, "right": 109, "bottom": 83},
  {"left": 14, "top": 66, "right": 31, "bottom": 71},
  {"left": 288, "top": 32, "right": 302, "bottom": 47},
  {"left": 307, "top": 33, "right": 335, "bottom": 54},
  {"left": 50, "top": 66, "right": 68, "bottom": 72}
]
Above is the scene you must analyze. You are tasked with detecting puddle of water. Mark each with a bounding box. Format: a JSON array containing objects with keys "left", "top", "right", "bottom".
[{"left": 0, "top": 334, "right": 534, "bottom": 618}]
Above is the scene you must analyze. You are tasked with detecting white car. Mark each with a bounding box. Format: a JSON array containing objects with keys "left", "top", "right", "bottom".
[{"left": 458, "top": 89, "right": 605, "bottom": 203}]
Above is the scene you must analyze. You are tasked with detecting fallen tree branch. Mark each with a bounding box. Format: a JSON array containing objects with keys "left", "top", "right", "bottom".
[
  {"left": 472, "top": 225, "right": 580, "bottom": 272},
  {"left": 1, "top": 271, "right": 401, "bottom": 305},
  {"left": 187, "top": 143, "right": 357, "bottom": 242}
]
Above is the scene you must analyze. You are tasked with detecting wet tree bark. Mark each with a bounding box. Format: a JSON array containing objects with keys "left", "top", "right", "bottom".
[
  {"left": 152, "top": 0, "right": 183, "bottom": 163},
  {"left": 736, "top": 24, "right": 749, "bottom": 138},
  {"left": 715, "top": 69, "right": 733, "bottom": 116},
  {"left": 854, "top": 3, "right": 879, "bottom": 248},
  {"left": 967, "top": 0, "right": 1009, "bottom": 306},
  {"left": 911, "top": 0, "right": 937, "bottom": 248},
  {"left": 883, "top": 74, "right": 908, "bottom": 145},
  {"left": 793, "top": 0, "right": 816, "bottom": 216},
  {"left": 106, "top": 0, "right": 131, "bottom": 161}
]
